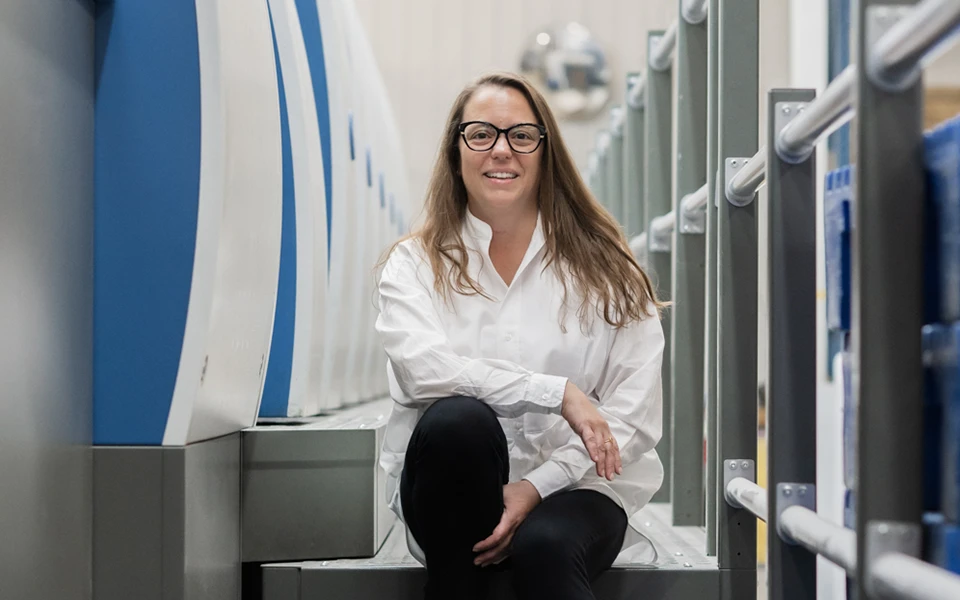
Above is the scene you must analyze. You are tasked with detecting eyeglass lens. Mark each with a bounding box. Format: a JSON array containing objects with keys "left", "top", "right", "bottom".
[{"left": 462, "top": 122, "right": 542, "bottom": 153}]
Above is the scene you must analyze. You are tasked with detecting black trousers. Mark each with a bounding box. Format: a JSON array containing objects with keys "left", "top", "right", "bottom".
[{"left": 400, "top": 396, "right": 628, "bottom": 600}]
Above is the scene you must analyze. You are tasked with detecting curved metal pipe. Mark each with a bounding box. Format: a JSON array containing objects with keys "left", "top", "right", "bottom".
[
  {"left": 649, "top": 21, "right": 678, "bottom": 71},
  {"left": 868, "top": 0, "right": 960, "bottom": 91},
  {"left": 682, "top": 0, "right": 709, "bottom": 24},
  {"left": 726, "top": 149, "right": 767, "bottom": 205},
  {"left": 776, "top": 65, "right": 856, "bottom": 164}
]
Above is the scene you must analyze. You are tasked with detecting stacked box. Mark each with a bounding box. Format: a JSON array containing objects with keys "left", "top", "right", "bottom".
[
  {"left": 825, "top": 166, "right": 854, "bottom": 333},
  {"left": 922, "top": 325, "right": 948, "bottom": 513},
  {"left": 921, "top": 115, "right": 960, "bottom": 573},
  {"left": 925, "top": 117, "right": 960, "bottom": 325}
]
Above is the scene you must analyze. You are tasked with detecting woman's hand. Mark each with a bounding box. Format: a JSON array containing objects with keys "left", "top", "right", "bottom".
[
  {"left": 473, "top": 481, "right": 541, "bottom": 567},
  {"left": 561, "top": 381, "right": 622, "bottom": 481}
]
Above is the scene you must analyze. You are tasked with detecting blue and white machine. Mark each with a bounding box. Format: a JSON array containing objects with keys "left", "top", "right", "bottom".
[{"left": 94, "top": 0, "right": 410, "bottom": 443}]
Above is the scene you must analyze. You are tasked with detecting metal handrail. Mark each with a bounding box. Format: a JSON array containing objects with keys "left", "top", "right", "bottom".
[
  {"left": 682, "top": 0, "right": 709, "bottom": 24},
  {"left": 649, "top": 21, "right": 678, "bottom": 71},
  {"left": 610, "top": 106, "right": 626, "bottom": 137},
  {"left": 776, "top": 64, "right": 857, "bottom": 164},
  {"left": 681, "top": 183, "right": 709, "bottom": 216},
  {"left": 648, "top": 211, "right": 676, "bottom": 252},
  {"left": 868, "top": 0, "right": 960, "bottom": 91},
  {"left": 724, "top": 478, "right": 768, "bottom": 522},
  {"left": 780, "top": 506, "right": 857, "bottom": 576},
  {"left": 871, "top": 552, "right": 960, "bottom": 600},
  {"left": 726, "top": 148, "right": 768, "bottom": 203},
  {"left": 627, "top": 74, "right": 646, "bottom": 110}
]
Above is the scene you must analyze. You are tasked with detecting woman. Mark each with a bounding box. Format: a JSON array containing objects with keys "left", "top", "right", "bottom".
[{"left": 375, "top": 71, "right": 665, "bottom": 600}]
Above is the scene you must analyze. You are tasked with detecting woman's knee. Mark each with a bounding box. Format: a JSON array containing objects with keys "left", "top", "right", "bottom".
[
  {"left": 417, "top": 396, "right": 502, "bottom": 439},
  {"left": 511, "top": 518, "right": 583, "bottom": 573},
  {"left": 413, "top": 396, "right": 504, "bottom": 451}
]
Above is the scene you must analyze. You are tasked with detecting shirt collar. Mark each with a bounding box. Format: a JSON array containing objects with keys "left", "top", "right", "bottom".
[{"left": 462, "top": 207, "right": 545, "bottom": 257}]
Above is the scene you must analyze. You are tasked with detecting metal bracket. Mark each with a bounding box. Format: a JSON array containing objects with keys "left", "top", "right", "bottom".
[
  {"left": 626, "top": 74, "right": 645, "bottom": 110},
  {"left": 648, "top": 34, "right": 666, "bottom": 71},
  {"left": 864, "top": 521, "right": 922, "bottom": 597},
  {"left": 680, "top": 205, "right": 706, "bottom": 234},
  {"left": 776, "top": 483, "right": 816, "bottom": 544},
  {"left": 773, "top": 101, "right": 812, "bottom": 164},
  {"left": 649, "top": 216, "right": 673, "bottom": 253},
  {"left": 866, "top": 5, "right": 919, "bottom": 92},
  {"left": 724, "top": 158, "right": 756, "bottom": 207},
  {"left": 723, "top": 459, "right": 756, "bottom": 508},
  {"left": 610, "top": 105, "right": 625, "bottom": 138}
]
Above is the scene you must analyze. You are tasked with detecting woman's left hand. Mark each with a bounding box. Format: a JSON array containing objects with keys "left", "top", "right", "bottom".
[{"left": 473, "top": 480, "right": 542, "bottom": 567}]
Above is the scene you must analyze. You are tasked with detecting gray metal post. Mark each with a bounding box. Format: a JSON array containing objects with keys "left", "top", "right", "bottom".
[
  {"left": 644, "top": 29, "right": 674, "bottom": 504},
  {"left": 705, "top": 0, "right": 720, "bottom": 555},
  {"left": 854, "top": 1, "right": 925, "bottom": 597},
  {"left": 624, "top": 74, "right": 646, "bottom": 238},
  {"left": 608, "top": 110, "right": 625, "bottom": 225},
  {"left": 597, "top": 136, "right": 610, "bottom": 209},
  {"left": 671, "top": 5, "right": 709, "bottom": 526},
  {"left": 716, "top": 0, "right": 758, "bottom": 593},
  {"left": 766, "top": 88, "right": 818, "bottom": 600}
]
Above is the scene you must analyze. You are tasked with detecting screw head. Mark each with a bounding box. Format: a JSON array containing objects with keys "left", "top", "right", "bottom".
[
  {"left": 783, "top": 106, "right": 792, "bottom": 114},
  {"left": 644, "top": 522, "right": 652, "bottom": 528},
  {"left": 741, "top": 461, "right": 750, "bottom": 470},
  {"left": 684, "top": 562, "right": 693, "bottom": 568},
  {"left": 675, "top": 552, "right": 684, "bottom": 556},
  {"left": 798, "top": 486, "right": 807, "bottom": 496},
  {"left": 729, "top": 462, "right": 737, "bottom": 471},
  {"left": 784, "top": 487, "right": 793, "bottom": 497},
  {"left": 731, "top": 160, "right": 739, "bottom": 167}
]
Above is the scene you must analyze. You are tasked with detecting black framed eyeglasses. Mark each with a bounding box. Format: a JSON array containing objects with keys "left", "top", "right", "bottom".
[{"left": 458, "top": 121, "right": 546, "bottom": 154}]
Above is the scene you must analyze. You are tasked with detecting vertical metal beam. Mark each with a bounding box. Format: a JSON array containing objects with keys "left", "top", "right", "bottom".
[
  {"left": 644, "top": 29, "right": 674, "bottom": 504},
  {"left": 597, "top": 135, "right": 610, "bottom": 209},
  {"left": 704, "top": 0, "right": 720, "bottom": 555},
  {"left": 608, "top": 109, "right": 625, "bottom": 225},
  {"left": 854, "top": 1, "right": 925, "bottom": 597},
  {"left": 766, "top": 88, "right": 818, "bottom": 600},
  {"left": 671, "top": 5, "right": 709, "bottom": 526},
  {"left": 624, "top": 74, "right": 646, "bottom": 238},
  {"left": 716, "top": 0, "right": 758, "bottom": 580}
]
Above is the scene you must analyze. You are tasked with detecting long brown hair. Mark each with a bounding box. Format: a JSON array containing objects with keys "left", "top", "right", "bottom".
[{"left": 382, "top": 71, "right": 664, "bottom": 328}]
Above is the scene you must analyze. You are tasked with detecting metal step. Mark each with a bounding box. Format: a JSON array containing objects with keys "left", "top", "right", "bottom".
[
  {"left": 261, "top": 504, "right": 721, "bottom": 600},
  {"left": 242, "top": 398, "right": 396, "bottom": 563}
]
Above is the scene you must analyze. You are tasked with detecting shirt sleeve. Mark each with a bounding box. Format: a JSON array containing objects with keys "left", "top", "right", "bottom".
[
  {"left": 375, "top": 242, "right": 568, "bottom": 418},
  {"left": 523, "top": 312, "right": 665, "bottom": 500}
]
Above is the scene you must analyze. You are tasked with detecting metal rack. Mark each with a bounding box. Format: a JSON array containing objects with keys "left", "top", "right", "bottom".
[{"left": 584, "top": 0, "right": 960, "bottom": 598}]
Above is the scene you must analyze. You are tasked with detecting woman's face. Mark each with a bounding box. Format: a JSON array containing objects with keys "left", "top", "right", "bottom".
[{"left": 458, "top": 85, "right": 542, "bottom": 218}]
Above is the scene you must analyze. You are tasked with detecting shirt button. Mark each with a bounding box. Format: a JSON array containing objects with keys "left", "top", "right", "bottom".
[{"left": 505, "top": 333, "right": 513, "bottom": 342}]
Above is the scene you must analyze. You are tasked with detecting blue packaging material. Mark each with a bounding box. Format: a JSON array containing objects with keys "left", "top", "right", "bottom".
[
  {"left": 844, "top": 488, "right": 856, "bottom": 531},
  {"left": 924, "top": 117, "right": 960, "bottom": 324},
  {"left": 825, "top": 166, "right": 853, "bottom": 332},
  {"left": 926, "top": 514, "right": 960, "bottom": 575},
  {"left": 842, "top": 351, "right": 857, "bottom": 490},
  {"left": 923, "top": 325, "right": 948, "bottom": 513},
  {"left": 943, "top": 324, "right": 960, "bottom": 522}
]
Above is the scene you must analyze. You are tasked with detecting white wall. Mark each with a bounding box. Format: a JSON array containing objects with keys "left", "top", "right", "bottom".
[{"left": 353, "top": 0, "right": 677, "bottom": 216}]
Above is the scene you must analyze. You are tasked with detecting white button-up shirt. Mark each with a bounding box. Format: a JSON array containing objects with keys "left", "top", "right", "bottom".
[{"left": 376, "top": 210, "right": 665, "bottom": 551}]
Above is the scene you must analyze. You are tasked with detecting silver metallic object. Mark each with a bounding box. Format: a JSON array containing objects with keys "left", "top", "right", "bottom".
[{"left": 519, "top": 22, "right": 612, "bottom": 120}]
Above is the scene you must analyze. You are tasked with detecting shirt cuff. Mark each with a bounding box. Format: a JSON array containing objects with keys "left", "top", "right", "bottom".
[
  {"left": 526, "top": 373, "right": 567, "bottom": 414},
  {"left": 523, "top": 459, "right": 576, "bottom": 500}
]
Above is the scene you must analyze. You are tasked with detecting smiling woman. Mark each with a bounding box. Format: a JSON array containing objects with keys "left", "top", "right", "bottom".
[{"left": 374, "top": 72, "right": 667, "bottom": 600}]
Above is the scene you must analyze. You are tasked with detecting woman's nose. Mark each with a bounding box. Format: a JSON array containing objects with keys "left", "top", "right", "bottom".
[{"left": 490, "top": 134, "right": 513, "bottom": 157}]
